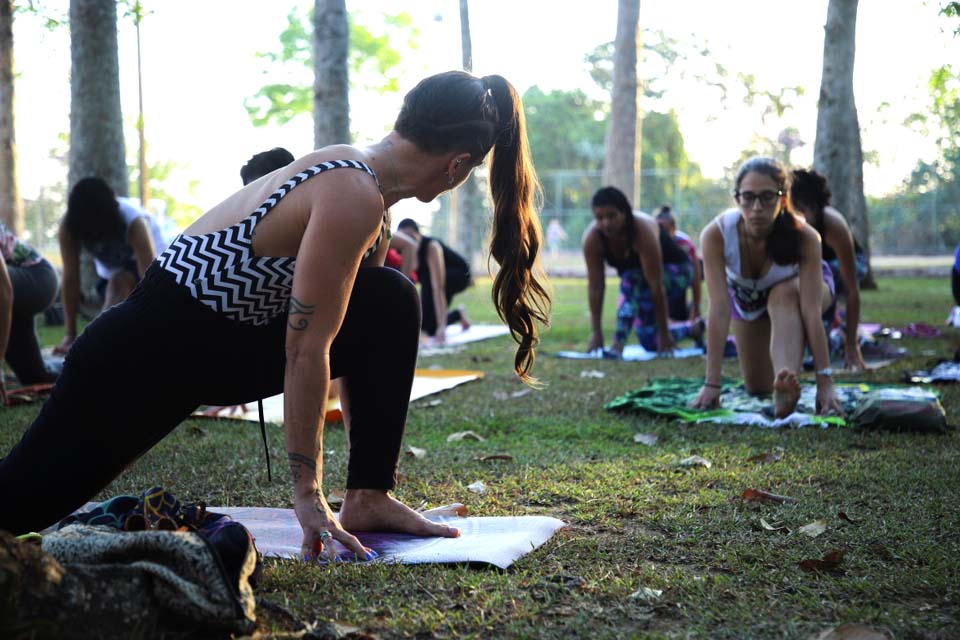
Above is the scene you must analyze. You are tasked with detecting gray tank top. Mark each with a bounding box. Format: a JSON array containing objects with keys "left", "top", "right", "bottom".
[{"left": 715, "top": 208, "right": 798, "bottom": 321}]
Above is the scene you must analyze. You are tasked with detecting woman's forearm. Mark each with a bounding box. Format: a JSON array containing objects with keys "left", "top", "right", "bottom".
[
  {"left": 844, "top": 289, "right": 860, "bottom": 340},
  {"left": 704, "top": 307, "right": 729, "bottom": 383},
  {"left": 283, "top": 352, "right": 329, "bottom": 497}
]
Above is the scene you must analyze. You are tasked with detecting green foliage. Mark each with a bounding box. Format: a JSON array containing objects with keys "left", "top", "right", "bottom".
[
  {"left": 880, "top": 63, "right": 960, "bottom": 251},
  {"left": 523, "top": 87, "right": 608, "bottom": 172},
  {"left": 244, "top": 8, "right": 416, "bottom": 129}
]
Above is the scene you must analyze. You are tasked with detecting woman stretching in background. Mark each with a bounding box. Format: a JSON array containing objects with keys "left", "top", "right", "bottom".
[
  {"left": 790, "top": 168, "right": 866, "bottom": 370},
  {"left": 691, "top": 156, "right": 843, "bottom": 418},
  {"left": 582, "top": 186, "right": 691, "bottom": 357}
]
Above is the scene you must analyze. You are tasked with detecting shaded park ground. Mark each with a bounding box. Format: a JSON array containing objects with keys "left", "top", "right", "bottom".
[{"left": 3, "top": 274, "right": 958, "bottom": 639}]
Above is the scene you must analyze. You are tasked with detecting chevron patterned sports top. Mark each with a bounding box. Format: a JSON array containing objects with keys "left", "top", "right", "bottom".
[{"left": 158, "top": 160, "right": 386, "bottom": 326}]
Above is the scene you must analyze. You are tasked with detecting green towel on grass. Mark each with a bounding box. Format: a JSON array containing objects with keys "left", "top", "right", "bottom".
[{"left": 604, "top": 377, "right": 934, "bottom": 428}]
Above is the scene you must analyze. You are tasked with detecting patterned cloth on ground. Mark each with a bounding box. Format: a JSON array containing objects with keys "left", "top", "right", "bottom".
[{"left": 605, "top": 377, "right": 939, "bottom": 429}]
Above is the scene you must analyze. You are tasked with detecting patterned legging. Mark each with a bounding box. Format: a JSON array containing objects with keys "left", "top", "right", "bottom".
[{"left": 614, "top": 261, "right": 693, "bottom": 350}]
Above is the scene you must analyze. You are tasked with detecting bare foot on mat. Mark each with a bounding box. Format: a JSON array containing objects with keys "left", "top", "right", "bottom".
[
  {"left": 773, "top": 368, "right": 801, "bottom": 418},
  {"left": 339, "top": 489, "right": 461, "bottom": 538}
]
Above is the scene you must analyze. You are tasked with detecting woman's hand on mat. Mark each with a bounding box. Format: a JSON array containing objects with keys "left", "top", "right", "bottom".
[
  {"left": 691, "top": 385, "right": 721, "bottom": 410},
  {"left": 53, "top": 335, "right": 75, "bottom": 356},
  {"left": 815, "top": 382, "right": 844, "bottom": 417},
  {"left": 587, "top": 332, "right": 604, "bottom": 352},
  {"left": 656, "top": 329, "right": 675, "bottom": 357},
  {"left": 844, "top": 341, "right": 866, "bottom": 371},
  {"left": 295, "top": 491, "right": 372, "bottom": 563}
]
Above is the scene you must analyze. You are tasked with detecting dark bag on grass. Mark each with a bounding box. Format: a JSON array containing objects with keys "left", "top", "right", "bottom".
[{"left": 849, "top": 389, "right": 950, "bottom": 433}]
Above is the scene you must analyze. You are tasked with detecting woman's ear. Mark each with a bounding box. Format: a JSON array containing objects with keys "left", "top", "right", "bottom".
[{"left": 445, "top": 153, "right": 473, "bottom": 183}]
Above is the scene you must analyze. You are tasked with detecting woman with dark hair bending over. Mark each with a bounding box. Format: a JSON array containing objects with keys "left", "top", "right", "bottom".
[
  {"left": 790, "top": 168, "right": 866, "bottom": 370},
  {"left": 583, "top": 186, "right": 687, "bottom": 357},
  {"left": 0, "top": 71, "right": 550, "bottom": 562},
  {"left": 691, "top": 156, "right": 843, "bottom": 418}
]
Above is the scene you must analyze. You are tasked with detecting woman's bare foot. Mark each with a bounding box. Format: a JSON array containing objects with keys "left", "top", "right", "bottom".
[
  {"left": 458, "top": 306, "right": 471, "bottom": 332},
  {"left": 773, "top": 368, "right": 801, "bottom": 418},
  {"left": 339, "top": 489, "right": 460, "bottom": 538}
]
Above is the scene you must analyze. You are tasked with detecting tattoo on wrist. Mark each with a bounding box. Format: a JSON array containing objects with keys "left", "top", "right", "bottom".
[
  {"left": 287, "top": 452, "right": 317, "bottom": 482},
  {"left": 287, "top": 452, "right": 317, "bottom": 470},
  {"left": 287, "top": 296, "right": 315, "bottom": 331}
]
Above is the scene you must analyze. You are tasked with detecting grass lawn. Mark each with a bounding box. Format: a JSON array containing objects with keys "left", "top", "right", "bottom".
[{"left": 5, "top": 276, "right": 960, "bottom": 639}]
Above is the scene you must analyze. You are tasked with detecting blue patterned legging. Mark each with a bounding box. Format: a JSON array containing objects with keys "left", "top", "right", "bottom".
[{"left": 615, "top": 261, "right": 694, "bottom": 350}]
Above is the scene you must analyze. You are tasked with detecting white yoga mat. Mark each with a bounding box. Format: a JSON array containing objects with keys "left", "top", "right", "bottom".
[
  {"left": 212, "top": 506, "right": 565, "bottom": 569},
  {"left": 195, "top": 369, "right": 484, "bottom": 424},
  {"left": 420, "top": 323, "right": 511, "bottom": 356},
  {"left": 555, "top": 345, "right": 704, "bottom": 362}
]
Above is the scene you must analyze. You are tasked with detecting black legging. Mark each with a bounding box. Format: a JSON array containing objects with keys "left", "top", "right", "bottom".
[
  {"left": 420, "top": 269, "right": 471, "bottom": 336},
  {"left": 6, "top": 259, "right": 59, "bottom": 384},
  {"left": 0, "top": 263, "right": 420, "bottom": 535}
]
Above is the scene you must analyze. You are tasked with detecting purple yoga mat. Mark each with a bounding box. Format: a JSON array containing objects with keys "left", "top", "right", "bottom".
[{"left": 213, "top": 506, "right": 565, "bottom": 569}]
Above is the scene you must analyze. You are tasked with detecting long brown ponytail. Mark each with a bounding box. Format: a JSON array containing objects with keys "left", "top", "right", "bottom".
[{"left": 483, "top": 74, "right": 551, "bottom": 385}]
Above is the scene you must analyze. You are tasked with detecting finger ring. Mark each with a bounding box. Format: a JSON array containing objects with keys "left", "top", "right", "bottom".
[{"left": 318, "top": 531, "right": 332, "bottom": 541}]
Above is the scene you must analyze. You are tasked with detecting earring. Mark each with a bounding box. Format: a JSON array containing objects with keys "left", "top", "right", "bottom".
[{"left": 446, "top": 173, "right": 455, "bottom": 186}]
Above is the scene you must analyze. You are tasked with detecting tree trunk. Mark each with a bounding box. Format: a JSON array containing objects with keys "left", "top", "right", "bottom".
[
  {"left": 69, "top": 0, "right": 128, "bottom": 311},
  {"left": 602, "top": 0, "right": 640, "bottom": 205},
  {"left": 0, "top": 0, "right": 23, "bottom": 235},
  {"left": 813, "top": 0, "right": 875, "bottom": 288},
  {"left": 312, "top": 0, "right": 349, "bottom": 148},
  {"left": 455, "top": 0, "right": 482, "bottom": 265}
]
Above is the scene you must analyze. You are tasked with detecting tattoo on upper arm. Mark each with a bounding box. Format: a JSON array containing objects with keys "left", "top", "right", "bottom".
[{"left": 288, "top": 296, "right": 316, "bottom": 330}]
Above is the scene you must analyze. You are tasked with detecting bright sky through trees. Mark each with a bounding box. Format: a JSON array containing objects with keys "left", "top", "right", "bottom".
[{"left": 11, "top": 0, "right": 959, "bottom": 215}]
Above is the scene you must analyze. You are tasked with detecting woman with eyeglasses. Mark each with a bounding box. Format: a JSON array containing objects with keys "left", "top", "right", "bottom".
[
  {"left": 690, "top": 156, "right": 843, "bottom": 418},
  {"left": 789, "top": 167, "right": 866, "bottom": 370}
]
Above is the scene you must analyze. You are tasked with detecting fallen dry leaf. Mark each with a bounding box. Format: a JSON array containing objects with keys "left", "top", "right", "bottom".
[
  {"left": 580, "top": 369, "right": 606, "bottom": 378},
  {"left": 760, "top": 518, "right": 791, "bottom": 535},
  {"left": 477, "top": 454, "right": 514, "bottom": 462},
  {"left": 680, "top": 455, "right": 713, "bottom": 468},
  {"left": 798, "top": 549, "right": 844, "bottom": 573},
  {"left": 634, "top": 433, "right": 658, "bottom": 446},
  {"left": 492, "top": 390, "right": 508, "bottom": 400},
  {"left": 809, "top": 622, "right": 893, "bottom": 639},
  {"left": 511, "top": 389, "right": 532, "bottom": 398},
  {"left": 426, "top": 399, "right": 443, "bottom": 408},
  {"left": 742, "top": 488, "right": 798, "bottom": 504},
  {"left": 798, "top": 520, "right": 828, "bottom": 538},
  {"left": 326, "top": 488, "right": 345, "bottom": 506},
  {"left": 405, "top": 445, "right": 427, "bottom": 459},
  {"left": 447, "top": 430, "right": 486, "bottom": 443},
  {"left": 466, "top": 480, "right": 486, "bottom": 494},
  {"left": 838, "top": 511, "right": 860, "bottom": 525},
  {"left": 420, "top": 503, "right": 468, "bottom": 517},
  {"left": 746, "top": 447, "right": 785, "bottom": 465}
]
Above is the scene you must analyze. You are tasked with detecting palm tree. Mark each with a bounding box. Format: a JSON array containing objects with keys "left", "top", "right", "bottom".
[
  {"left": 312, "top": 0, "right": 349, "bottom": 147},
  {"left": 0, "top": 0, "right": 23, "bottom": 235},
  {"left": 813, "top": 0, "right": 874, "bottom": 287},
  {"left": 602, "top": 0, "right": 640, "bottom": 204}
]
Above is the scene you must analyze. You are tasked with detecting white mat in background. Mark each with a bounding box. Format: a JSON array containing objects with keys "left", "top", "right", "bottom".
[
  {"left": 555, "top": 345, "right": 704, "bottom": 362},
  {"left": 195, "top": 369, "right": 483, "bottom": 425},
  {"left": 419, "top": 323, "right": 510, "bottom": 356}
]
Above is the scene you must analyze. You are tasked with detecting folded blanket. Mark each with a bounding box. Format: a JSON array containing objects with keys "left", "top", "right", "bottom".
[{"left": 0, "top": 524, "right": 257, "bottom": 638}]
